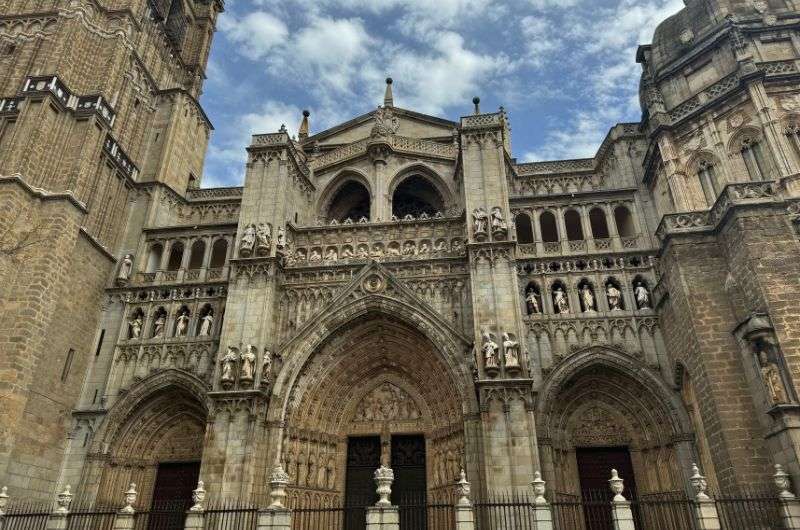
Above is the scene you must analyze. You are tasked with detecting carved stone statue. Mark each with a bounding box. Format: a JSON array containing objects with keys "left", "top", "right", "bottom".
[
  {"left": 117, "top": 254, "right": 133, "bottom": 283},
  {"left": 129, "top": 315, "right": 143, "bottom": 339},
  {"left": 503, "top": 332, "right": 520, "bottom": 369},
  {"left": 309, "top": 249, "right": 322, "bottom": 262},
  {"left": 153, "top": 314, "right": 166, "bottom": 338},
  {"left": 473, "top": 208, "right": 489, "bottom": 237},
  {"left": 261, "top": 350, "right": 273, "bottom": 388},
  {"left": 554, "top": 287, "right": 570, "bottom": 314},
  {"left": 371, "top": 244, "right": 384, "bottom": 258},
  {"left": 635, "top": 282, "right": 651, "bottom": 309},
  {"left": 606, "top": 284, "right": 622, "bottom": 311},
  {"left": 175, "top": 311, "right": 190, "bottom": 337},
  {"left": 240, "top": 345, "right": 256, "bottom": 382},
  {"left": 581, "top": 286, "right": 596, "bottom": 313},
  {"left": 357, "top": 245, "right": 369, "bottom": 259},
  {"left": 526, "top": 289, "right": 540, "bottom": 315},
  {"left": 341, "top": 246, "right": 354, "bottom": 259},
  {"left": 256, "top": 223, "right": 272, "bottom": 255},
  {"left": 325, "top": 248, "right": 338, "bottom": 261},
  {"left": 760, "top": 351, "right": 789, "bottom": 405},
  {"left": 276, "top": 227, "right": 286, "bottom": 249},
  {"left": 220, "top": 347, "right": 238, "bottom": 385},
  {"left": 402, "top": 242, "right": 416, "bottom": 256},
  {"left": 490, "top": 207, "right": 508, "bottom": 237},
  {"left": 482, "top": 331, "right": 499, "bottom": 370},
  {"left": 240, "top": 224, "right": 256, "bottom": 257},
  {"left": 199, "top": 311, "right": 214, "bottom": 336},
  {"left": 434, "top": 240, "right": 448, "bottom": 253},
  {"left": 418, "top": 241, "right": 430, "bottom": 255}
]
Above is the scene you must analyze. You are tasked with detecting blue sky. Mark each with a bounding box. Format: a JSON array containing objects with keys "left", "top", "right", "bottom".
[{"left": 198, "top": 0, "right": 684, "bottom": 187}]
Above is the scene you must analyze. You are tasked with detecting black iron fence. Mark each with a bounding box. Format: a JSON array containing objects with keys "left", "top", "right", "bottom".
[
  {"left": 3, "top": 502, "right": 50, "bottom": 530},
  {"left": 716, "top": 489, "right": 783, "bottom": 530},
  {"left": 396, "top": 493, "right": 455, "bottom": 530},
  {"left": 552, "top": 490, "right": 614, "bottom": 530},
  {"left": 64, "top": 504, "right": 119, "bottom": 530},
  {"left": 203, "top": 502, "right": 258, "bottom": 530},
  {"left": 631, "top": 491, "right": 698, "bottom": 530},
  {"left": 133, "top": 499, "right": 191, "bottom": 530},
  {"left": 474, "top": 492, "right": 538, "bottom": 530}
]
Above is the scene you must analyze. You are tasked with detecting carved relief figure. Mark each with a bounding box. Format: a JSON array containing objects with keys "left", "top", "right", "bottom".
[
  {"left": 357, "top": 245, "right": 369, "bottom": 259},
  {"left": 607, "top": 284, "right": 622, "bottom": 311},
  {"left": 402, "top": 241, "right": 416, "bottom": 256},
  {"left": 240, "top": 224, "right": 256, "bottom": 257},
  {"left": 554, "top": 287, "right": 570, "bottom": 314},
  {"left": 491, "top": 207, "right": 508, "bottom": 237},
  {"left": 581, "top": 285, "right": 596, "bottom": 313},
  {"left": 129, "top": 314, "right": 143, "bottom": 339},
  {"left": 526, "top": 289, "right": 540, "bottom": 315},
  {"left": 482, "top": 331, "right": 499, "bottom": 370},
  {"left": 256, "top": 223, "right": 272, "bottom": 255},
  {"left": 354, "top": 383, "right": 421, "bottom": 421},
  {"left": 473, "top": 208, "right": 489, "bottom": 237},
  {"left": 325, "top": 247, "right": 338, "bottom": 261},
  {"left": 309, "top": 249, "right": 322, "bottom": 263},
  {"left": 261, "top": 350, "right": 273, "bottom": 388},
  {"left": 199, "top": 310, "right": 214, "bottom": 337},
  {"left": 760, "top": 351, "right": 789, "bottom": 405},
  {"left": 152, "top": 313, "right": 166, "bottom": 338},
  {"left": 434, "top": 240, "right": 448, "bottom": 253},
  {"left": 452, "top": 239, "right": 464, "bottom": 253},
  {"left": 240, "top": 345, "right": 256, "bottom": 382},
  {"left": 635, "top": 282, "right": 651, "bottom": 309},
  {"left": 387, "top": 243, "right": 401, "bottom": 257},
  {"left": 418, "top": 241, "right": 430, "bottom": 255},
  {"left": 276, "top": 227, "right": 286, "bottom": 249},
  {"left": 117, "top": 254, "right": 133, "bottom": 283},
  {"left": 341, "top": 246, "right": 354, "bottom": 259},
  {"left": 371, "top": 244, "right": 384, "bottom": 258},
  {"left": 175, "top": 310, "right": 190, "bottom": 337},
  {"left": 220, "top": 346, "right": 238, "bottom": 385},
  {"left": 502, "top": 332, "right": 520, "bottom": 369}
]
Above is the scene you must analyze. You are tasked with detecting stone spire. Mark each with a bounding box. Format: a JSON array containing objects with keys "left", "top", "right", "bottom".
[
  {"left": 384, "top": 78, "right": 394, "bottom": 107},
  {"left": 298, "top": 110, "right": 310, "bottom": 140}
]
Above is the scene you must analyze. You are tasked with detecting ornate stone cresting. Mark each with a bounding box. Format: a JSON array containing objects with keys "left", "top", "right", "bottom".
[
  {"left": 269, "top": 465, "right": 290, "bottom": 508},
  {"left": 374, "top": 465, "right": 395, "bottom": 507}
]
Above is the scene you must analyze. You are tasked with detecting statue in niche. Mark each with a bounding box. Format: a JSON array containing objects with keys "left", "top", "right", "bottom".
[
  {"left": 503, "top": 332, "right": 520, "bottom": 369},
  {"left": 220, "top": 346, "right": 238, "bottom": 385},
  {"left": 261, "top": 350, "right": 273, "bottom": 389},
  {"left": 240, "top": 345, "right": 256, "bottom": 382},
  {"left": 175, "top": 310, "right": 190, "bottom": 337},
  {"left": 482, "top": 331, "right": 499, "bottom": 370},
  {"left": 325, "top": 248, "right": 338, "bottom": 261},
  {"left": 452, "top": 239, "right": 464, "bottom": 253},
  {"left": 402, "top": 242, "right": 416, "bottom": 256},
  {"left": 635, "top": 282, "right": 651, "bottom": 309},
  {"left": 490, "top": 207, "right": 507, "bottom": 237},
  {"left": 607, "top": 284, "right": 623, "bottom": 310},
  {"left": 152, "top": 313, "right": 166, "bottom": 338},
  {"left": 256, "top": 223, "right": 272, "bottom": 255},
  {"left": 276, "top": 227, "right": 287, "bottom": 250},
  {"left": 129, "top": 314, "right": 143, "bottom": 339},
  {"left": 554, "top": 287, "right": 570, "bottom": 314},
  {"left": 117, "top": 254, "right": 133, "bottom": 284},
  {"left": 341, "top": 246, "right": 354, "bottom": 259},
  {"left": 759, "top": 350, "right": 789, "bottom": 405},
  {"left": 525, "top": 289, "right": 540, "bottom": 315},
  {"left": 581, "top": 285, "right": 596, "bottom": 313},
  {"left": 371, "top": 244, "right": 384, "bottom": 258},
  {"left": 309, "top": 249, "right": 322, "bottom": 263},
  {"left": 418, "top": 241, "right": 430, "bottom": 255},
  {"left": 199, "top": 310, "right": 214, "bottom": 337},
  {"left": 434, "top": 240, "right": 448, "bottom": 254},
  {"left": 326, "top": 456, "right": 336, "bottom": 490},
  {"left": 240, "top": 224, "right": 256, "bottom": 257},
  {"left": 473, "top": 208, "right": 489, "bottom": 237},
  {"left": 387, "top": 244, "right": 401, "bottom": 257},
  {"left": 357, "top": 245, "right": 369, "bottom": 259}
]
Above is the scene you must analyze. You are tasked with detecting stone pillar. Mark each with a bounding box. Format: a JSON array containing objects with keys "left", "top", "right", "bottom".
[
  {"left": 365, "top": 466, "right": 399, "bottom": 530},
  {"left": 454, "top": 470, "right": 475, "bottom": 530},
  {"left": 183, "top": 481, "right": 206, "bottom": 530},
  {"left": 531, "top": 472, "right": 554, "bottom": 530},
  {"left": 45, "top": 486, "right": 73, "bottom": 530},
  {"left": 689, "top": 464, "right": 721, "bottom": 530},
  {"left": 776, "top": 464, "right": 800, "bottom": 530},
  {"left": 608, "top": 470, "right": 636, "bottom": 530}
]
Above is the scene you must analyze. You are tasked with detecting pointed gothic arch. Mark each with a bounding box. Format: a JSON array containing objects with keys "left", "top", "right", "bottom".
[{"left": 317, "top": 170, "right": 374, "bottom": 223}]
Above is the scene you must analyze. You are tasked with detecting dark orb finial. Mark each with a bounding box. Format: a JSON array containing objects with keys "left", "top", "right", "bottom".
[
  {"left": 386, "top": 77, "right": 393, "bottom": 85},
  {"left": 472, "top": 96, "right": 480, "bottom": 105},
  {"left": 302, "top": 109, "right": 310, "bottom": 117}
]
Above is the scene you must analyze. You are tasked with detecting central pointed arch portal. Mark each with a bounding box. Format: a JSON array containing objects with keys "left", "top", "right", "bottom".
[{"left": 268, "top": 276, "right": 476, "bottom": 510}]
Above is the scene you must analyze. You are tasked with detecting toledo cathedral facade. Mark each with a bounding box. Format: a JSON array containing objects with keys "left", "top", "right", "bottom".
[{"left": 3, "top": 0, "right": 800, "bottom": 515}]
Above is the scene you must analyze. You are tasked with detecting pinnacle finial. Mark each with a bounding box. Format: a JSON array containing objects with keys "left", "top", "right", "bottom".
[
  {"left": 472, "top": 96, "right": 481, "bottom": 115},
  {"left": 384, "top": 77, "right": 394, "bottom": 107},
  {"left": 299, "top": 110, "right": 310, "bottom": 140}
]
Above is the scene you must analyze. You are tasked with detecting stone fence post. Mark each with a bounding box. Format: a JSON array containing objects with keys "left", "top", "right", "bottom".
[
  {"left": 689, "top": 464, "right": 721, "bottom": 530},
  {"left": 257, "top": 465, "right": 292, "bottom": 530},
  {"left": 454, "top": 470, "right": 474, "bottom": 530},
  {"left": 45, "top": 486, "right": 73, "bottom": 530},
  {"left": 531, "top": 472, "right": 554, "bottom": 530},
  {"left": 183, "top": 481, "right": 206, "bottom": 530},
  {"left": 113, "top": 483, "right": 138, "bottom": 530},
  {"left": 608, "top": 470, "right": 635, "bottom": 530},
  {"left": 0, "top": 486, "right": 9, "bottom": 530},
  {"left": 366, "top": 465, "right": 399, "bottom": 530},
  {"left": 775, "top": 464, "right": 800, "bottom": 530}
]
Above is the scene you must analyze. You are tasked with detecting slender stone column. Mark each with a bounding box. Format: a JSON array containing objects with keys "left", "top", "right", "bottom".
[
  {"left": 608, "top": 470, "right": 636, "bottom": 530},
  {"left": 183, "top": 481, "right": 206, "bottom": 530},
  {"left": 689, "top": 464, "right": 721, "bottom": 530},
  {"left": 454, "top": 470, "right": 475, "bottom": 530},
  {"left": 45, "top": 486, "right": 73, "bottom": 530},
  {"left": 531, "top": 472, "right": 554, "bottom": 530},
  {"left": 365, "top": 466, "right": 399, "bottom": 530},
  {"left": 776, "top": 464, "right": 800, "bottom": 530},
  {"left": 257, "top": 465, "right": 292, "bottom": 530}
]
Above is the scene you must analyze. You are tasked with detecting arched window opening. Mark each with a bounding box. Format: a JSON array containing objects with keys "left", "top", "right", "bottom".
[
  {"left": 515, "top": 213, "right": 534, "bottom": 244},
  {"left": 167, "top": 242, "right": 184, "bottom": 271},
  {"left": 146, "top": 243, "right": 163, "bottom": 273},
  {"left": 551, "top": 281, "right": 570, "bottom": 315},
  {"left": 564, "top": 210, "right": 583, "bottom": 241},
  {"left": 188, "top": 240, "right": 205, "bottom": 269},
  {"left": 614, "top": 206, "right": 635, "bottom": 238},
  {"left": 740, "top": 136, "right": 774, "bottom": 182},
  {"left": 328, "top": 181, "right": 371, "bottom": 222},
  {"left": 696, "top": 159, "right": 719, "bottom": 208},
  {"left": 209, "top": 239, "right": 228, "bottom": 269},
  {"left": 577, "top": 279, "right": 596, "bottom": 313},
  {"left": 540, "top": 211, "right": 559, "bottom": 242},
  {"left": 589, "top": 208, "right": 610, "bottom": 239},
  {"left": 391, "top": 175, "right": 445, "bottom": 219},
  {"left": 524, "top": 282, "right": 542, "bottom": 315}
]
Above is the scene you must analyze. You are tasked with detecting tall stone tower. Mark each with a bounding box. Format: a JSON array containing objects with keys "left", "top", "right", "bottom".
[{"left": 0, "top": 0, "right": 222, "bottom": 499}]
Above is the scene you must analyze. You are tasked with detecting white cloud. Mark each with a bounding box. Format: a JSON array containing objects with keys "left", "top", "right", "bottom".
[{"left": 220, "top": 11, "right": 288, "bottom": 60}]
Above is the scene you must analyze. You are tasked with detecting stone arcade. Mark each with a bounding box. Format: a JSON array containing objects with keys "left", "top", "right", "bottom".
[{"left": 5, "top": 0, "right": 800, "bottom": 526}]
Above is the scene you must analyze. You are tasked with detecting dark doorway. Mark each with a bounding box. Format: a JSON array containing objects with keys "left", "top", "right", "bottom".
[
  {"left": 576, "top": 447, "right": 638, "bottom": 530},
  {"left": 392, "top": 435, "right": 427, "bottom": 530},
  {"left": 345, "top": 436, "right": 381, "bottom": 530},
  {"left": 148, "top": 461, "right": 200, "bottom": 530}
]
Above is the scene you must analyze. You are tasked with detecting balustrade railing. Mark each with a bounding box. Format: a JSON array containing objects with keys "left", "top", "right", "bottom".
[{"left": 135, "top": 267, "right": 229, "bottom": 285}]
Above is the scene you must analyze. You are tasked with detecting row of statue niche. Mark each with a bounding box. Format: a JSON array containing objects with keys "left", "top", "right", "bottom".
[
  {"left": 128, "top": 308, "right": 214, "bottom": 339},
  {"left": 327, "top": 211, "right": 446, "bottom": 226},
  {"left": 432, "top": 442, "right": 462, "bottom": 487},
  {"left": 220, "top": 344, "right": 276, "bottom": 388},
  {"left": 481, "top": 330, "right": 521, "bottom": 373},
  {"left": 285, "top": 449, "right": 337, "bottom": 490},
  {"left": 289, "top": 239, "right": 465, "bottom": 263},
  {"left": 524, "top": 281, "right": 651, "bottom": 315},
  {"left": 473, "top": 206, "right": 508, "bottom": 240},
  {"left": 240, "top": 224, "right": 287, "bottom": 258}
]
